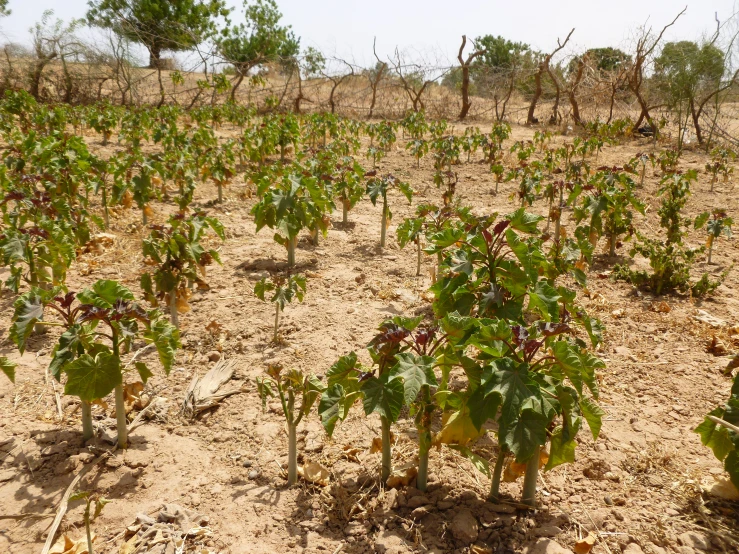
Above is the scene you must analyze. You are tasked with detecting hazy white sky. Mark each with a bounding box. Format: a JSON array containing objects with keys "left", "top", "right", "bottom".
[{"left": 1, "top": 0, "right": 737, "bottom": 66}]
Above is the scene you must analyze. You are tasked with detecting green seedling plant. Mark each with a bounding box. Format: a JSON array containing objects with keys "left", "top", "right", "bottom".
[
  {"left": 461, "top": 127, "right": 482, "bottom": 162},
  {"left": 366, "top": 174, "right": 413, "bottom": 248},
  {"left": 7, "top": 280, "right": 179, "bottom": 447},
  {"left": 201, "top": 140, "right": 236, "bottom": 203},
  {"left": 252, "top": 172, "right": 330, "bottom": 267},
  {"left": 140, "top": 212, "right": 225, "bottom": 328},
  {"left": 406, "top": 138, "right": 429, "bottom": 169},
  {"left": 658, "top": 170, "right": 697, "bottom": 245},
  {"left": 694, "top": 372, "right": 739, "bottom": 490},
  {"left": 255, "top": 273, "right": 307, "bottom": 342},
  {"left": 333, "top": 157, "right": 366, "bottom": 224},
  {"left": 69, "top": 490, "right": 110, "bottom": 554},
  {"left": 695, "top": 209, "right": 733, "bottom": 264},
  {"left": 706, "top": 148, "right": 736, "bottom": 191},
  {"left": 574, "top": 168, "right": 645, "bottom": 257},
  {"left": 257, "top": 366, "right": 323, "bottom": 486}
]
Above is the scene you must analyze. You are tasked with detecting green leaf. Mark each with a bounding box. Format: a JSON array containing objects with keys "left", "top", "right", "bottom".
[
  {"left": 695, "top": 408, "right": 734, "bottom": 461},
  {"left": 725, "top": 450, "right": 739, "bottom": 489},
  {"left": 64, "top": 351, "right": 122, "bottom": 401},
  {"left": 361, "top": 373, "right": 404, "bottom": 423},
  {"left": 10, "top": 290, "right": 46, "bottom": 353},
  {"left": 504, "top": 408, "right": 549, "bottom": 463},
  {"left": 78, "top": 280, "right": 134, "bottom": 308},
  {"left": 545, "top": 427, "right": 576, "bottom": 470},
  {"left": 580, "top": 396, "right": 605, "bottom": 440},
  {"left": 389, "top": 353, "right": 437, "bottom": 405},
  {"left": 448, "top": 445, "right": 490, "bottom": 478},
  {"left": 528, "top": 280, "right": 561, "bottom": 322},
  {"left": 319, "top": 383, "right": 344, "bottom": 437},
  {"left": 144, "top": 317, "right": 180, "bottom": 373},
  {"left": 49, "top": 325, "right": 85, "bottom": 380},
  {"left": 694, "top": 211, "right": 710, "bottom": 230},
  {"left": 506, "top": 208, "right": 543, "bottom": 234},
  {"left": 135, "top": 362, "right": 154, "bottom": 385},
  {"left": 326, "top": 352, "right": 359, "bottom": 386},
  {"left": 0, "top": 357, "right": 16, "bottom": 383}
]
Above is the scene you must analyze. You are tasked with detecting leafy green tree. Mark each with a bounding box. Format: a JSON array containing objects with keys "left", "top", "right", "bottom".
[
  {"left": 570, "top": 47, "right": 631, "bottom": 73},
  {"left": 654, "top": 41, "right": 726, "bottom": 146},
  {"left": 87, "top": 0, "right": 230, "bottom": 68},
  {"left": 0, "top": 0, "right": 10, "bottom": 17},
  {"left": 217, "top": 0, "right": 299, "bottom": 102}
]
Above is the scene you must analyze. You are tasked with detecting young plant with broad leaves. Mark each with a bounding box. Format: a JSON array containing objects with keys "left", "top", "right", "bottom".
[
  {"left": 254, "top": 273, "right": 306, "bottom": 342},
  {"left": 694, "top": 209, "right": 733, "bottom": 264},
  {"left": 6, "top": 280, "right": 179, "bottom": 447},
  {"left": 257, "top": 365, "right": 323, "bottom": 485},
  {"left": 366, "top": 174, "right": 413, "bottom": 248},
  {"left": 140, "top": 212, "right": 225, "bottom": 328}
]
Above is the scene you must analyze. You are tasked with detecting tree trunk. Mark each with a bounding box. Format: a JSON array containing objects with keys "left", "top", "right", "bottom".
[
  {"left": 459, "top": 63, "right": 473, "bottom": 120},
  {"left": 527, "top": 64, "right": 544, "bottom": 125},
  {"left": 230, "top": 72, "right": 246, "bottom": 103},
  {"left": 148, "top": 45, "right": 161, "bottom": 69},
  {"left": 569, "top": 57, "right": 586, "bottom": 126}
]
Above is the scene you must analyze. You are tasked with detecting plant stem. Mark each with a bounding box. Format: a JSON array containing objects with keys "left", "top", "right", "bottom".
[
  {"left": 142, "top": 208, "right": 147, "bottom": 226},
  {"left": 609, "top": 234, "right": 616, "bottom": 257},
  {"left": 708, "top": 241, "right": 713, "bottom": 264},
  {"left": 287, "top": 236, "right": 296, "bottom": 268},
  {"left": 521, "top": 446, "right": 540, "bottom": 508},
  {"left": 489, "top": 449, "right": 506, "bottom": 502},
  {"left": 112, "top": 335, "right": 127, "bottom": 449},
  {"left": 84, "top": 501, "right": 94, "bottom": 554},
  {"left": 81, "top": 400, "right": 93, "bottom": 442},
  {"left": 102, "top": 185, "right": 109, "bottom": 230},
  {"left": 342, "top": 199, "right": 349, "bottom": 225},
  {"left": 416, "top": 387, "right": 432, "bottom": 492},
  {"left": 380, "top": 416, "right": 392, "bottom": 482},
  {"left": 217, "top": 182, "right": 223, "bottom": 203},
  {"left": 169, "top": 291, "right": 179, "bottom": 329},
  {"left": 311, "top": 227, "right": 319, "bottom": 246},
  {"left": 380, "top": 196, "right": 388, "bottom": 248},
  {"left": 274, "top": 303, "right": 280, "bottom": 342},
  {"left": 416, "top": 240, "right": 422, "bottom": 277}
]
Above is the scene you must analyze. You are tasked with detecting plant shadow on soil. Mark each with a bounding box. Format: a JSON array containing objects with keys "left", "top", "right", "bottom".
[{"left": 9, "top": 429, "right": 151, "bottom": 537}]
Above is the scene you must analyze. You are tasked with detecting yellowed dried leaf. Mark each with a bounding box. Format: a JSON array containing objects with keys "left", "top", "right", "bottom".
[
  {"left": 574, "top": 533, "right": 597, "bottom": 554},
  {"left": 299, "top": 461, "right": 330, "bottom": 486}
]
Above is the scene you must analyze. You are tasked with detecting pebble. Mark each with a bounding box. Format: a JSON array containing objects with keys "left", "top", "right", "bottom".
[
  {"left": 242, "top": 460, "right": 253, "bottom": 468},
  {"left": 248, "top": 470, "right": 259, "bottom": 480},
  {"left": 207, "top": 351, "right": 221, "bottom": 363}
]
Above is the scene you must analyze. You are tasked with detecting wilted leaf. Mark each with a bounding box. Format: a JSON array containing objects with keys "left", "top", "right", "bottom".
[
  {"left": 432, "top": 409, "right": 482, "bottom": 447},
  {"left": 0, "top": 357, "right": 16, "bottom": 383},
  {"left": 49, "top": 533, "right": 96, "bottom": 554},
  {"left": 386, "top": 462, "right": 418, "bottom": 489},
  {"left": 574, "top": 533, "right": 597, "bottom": 554},
  {"left": 299, "top": 461, "right": 330, "bottom": 486}
]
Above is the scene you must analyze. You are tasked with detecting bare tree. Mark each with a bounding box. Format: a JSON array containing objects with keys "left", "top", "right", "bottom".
[
  {"left": 322, "top": 58, "right": 354, "bottom": 114},
  {"left": 527, "top": 28, "right": 574, "bottom": 125},
  {"left": 567, "top": 53, "right": 587, "bottom": 126},
  {"left": 627, "top": 8, "right": 687, "bottom": 133},
  {"left": 368, "top": 37, "right": 387, "bottom": 119},
  {"left": 457, "top": 35, "right": 484, "bottom": 120},
  {"left": 390, "top": 48, "right": 434, "bottom": 112}
]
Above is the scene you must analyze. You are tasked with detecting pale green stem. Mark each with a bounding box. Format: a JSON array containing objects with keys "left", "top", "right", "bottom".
[
  {"left": 521, "top": 446, "right": 540, "bottom": 508},
  {"left": 81, "top": 401, "right": 93, "bottom": 441},
  {"left": 381, "top": 416, "right": 392, "bottom": 482}
]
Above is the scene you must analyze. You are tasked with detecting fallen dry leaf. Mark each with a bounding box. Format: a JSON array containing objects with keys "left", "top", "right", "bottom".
[
  {"left": 707, "top": 336, "right": 728, "bottom": 356},
  {"left": 574, "top": 533, "right": 597, "bottom": 554},
  {"left": 299, "top": 461, "right": 330, "bottom": 486},
  {"left": 49, "top": 533, "right": 96, "bottom": 554},
  {"left": 341, "top": 445, "right": 362, "bottom": 463},
  {"left": 386, "top": 462, "right": 418, "bottom": 489},
  {"left": 370, "top": 432, "right": 395, "bottom": 454},
  {"left": 651, "top": 301, "right": 671, "bottom": 313}
]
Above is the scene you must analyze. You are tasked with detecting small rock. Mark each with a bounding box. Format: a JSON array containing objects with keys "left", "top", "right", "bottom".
[
  {"left": 623, "top": 544, "right": 644, "bottom": 554},
  {"left": 207, "top": 351, "right": 221, "bottom": 363},
  {"left": 678, "top": 531, "right": 709, "bottom": 551},
  {"left": 411, "top": 506, "right": 429, "bottom": 519},
  {"left": 406, "top": 495, "right": 430, "bottom": 508},
  {"left": 242, "top": 460, "right": 253, "bottom": 468},
  {"left": 437, "top": 500, "right": 454, "bottom": 510},
  {"left": 0, "top": 470, "right": 16, "bottom": 482},
  {"left": 344, "top": 522, "right": 367, "bottom": 536},
  {"left": 450, "top": 509, "right": 479, "bottom": 545},
  {"left": 248, "top": 470, "right": 259, "bottom": 480},
  {"left": 54, "top": 458, "right": 78, "bottom": 475}
]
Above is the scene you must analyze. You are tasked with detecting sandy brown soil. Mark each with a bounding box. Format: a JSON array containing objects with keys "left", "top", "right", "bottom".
[{"left": 1, "top": 122, "right": 738, "bottom": 554}]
